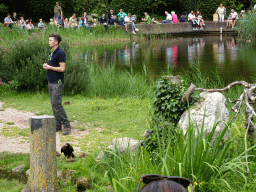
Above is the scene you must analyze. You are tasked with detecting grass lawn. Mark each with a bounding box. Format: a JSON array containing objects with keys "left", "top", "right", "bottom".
[
  {"left": 0, "top": 91, "right": 152, "bottom": 191},
  {"left": 0, "top": 151, "right": 111, "bottom": 192},
  {"left": 1, "top": 91, "right": 151, "bottom": 153}
]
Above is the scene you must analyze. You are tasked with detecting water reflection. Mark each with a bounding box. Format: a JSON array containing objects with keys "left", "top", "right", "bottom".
[
  {"left": 226, "top": 38, "right": 238, "bottom": 62},
  {"left": 117, "top": 43, "right": 139, "bottom": 65},
  {"left": 166, "top": 45, "right": 178, "bottom": 68},
  {"left": 79, "top": 36, "right": 256, "bottom": 84},
  {"left": 213, "top": 42, "right": 225, "bottom": 65},
  {"left": 188, "top": 38, "right": 205, "bottom": 65}
]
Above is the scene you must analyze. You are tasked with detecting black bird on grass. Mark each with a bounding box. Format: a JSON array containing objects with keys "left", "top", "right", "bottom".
[{"left": 61, "top": 143, "right": 75, "bottom": 160}]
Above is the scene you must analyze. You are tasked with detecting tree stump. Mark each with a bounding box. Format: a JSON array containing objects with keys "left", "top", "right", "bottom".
[
  {"left": 22, "top": 115, "right": 60, "bottom": 192},
  {"left": 163, "top": 76, "right": 181, "bottom": 85}
]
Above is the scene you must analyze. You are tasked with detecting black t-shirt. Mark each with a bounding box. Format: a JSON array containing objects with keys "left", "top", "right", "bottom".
[
  {"left": 108, "top": 13, "right": 114, "bottom": 21},
  {"left": 47, "top": 47, "right": 65, "bottom": 84},
  {"left": 12, "top": 17, "right": 18, "bottom": 22}
]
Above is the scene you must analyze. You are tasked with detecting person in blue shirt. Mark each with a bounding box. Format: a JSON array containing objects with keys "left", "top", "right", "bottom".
[
  {"left": 119, "top": 16, "right": 124, "bottom": 25},
  {"left": 108, "top": 10, "right": 114, "bottom": 23},
  {"left": 43, "top": 33, "right": 71, "bottom": 135},
  {"left": 78, "top": 17, "right": 83, "bottom": 28},
  {"left": 117, "top": 9, "right": 127, "bottom": 21},
  {"left": 38, "top": 18, "right": 44, "bottom": 29},
  {"left": 4, "top": 13, "right": 14, "bottom": 27},
  {"left": 109, "top": 15, "right": 117, "bottom": 25}
]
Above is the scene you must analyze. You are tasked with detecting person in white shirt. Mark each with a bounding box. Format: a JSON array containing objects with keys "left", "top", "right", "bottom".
[
  {"left": 162, "top": 11, "right": 172, "bottom": 23},
  {"left": 188, "top": 10, "right": 198, "bottom": 30},
  {"left": 196, "top": 11, "right": 205, "bottom": 30},
  {"left": 215, "top": 4, "right": 226, "bottom": 22},
  {"left": 230, "top": 9, "right": 238, "bottom": 29},
  {"left": 124, "top": 13, "right": 139, "bottom": 34}
]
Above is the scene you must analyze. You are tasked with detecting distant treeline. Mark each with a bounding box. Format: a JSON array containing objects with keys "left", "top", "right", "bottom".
[{"left": 0, "top": 0, "right": 254, "bottom": 22}]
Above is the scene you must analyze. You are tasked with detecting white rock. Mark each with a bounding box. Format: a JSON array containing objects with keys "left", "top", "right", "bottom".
[
  {"left": 107, "top": 137, "right": 142, "bottom": 152},
  {"left": 178, "top": 92, "right": 229, "bottom": 142},
  {"left": 95, "top": 137, "right": 142, "bottom": 160},
  {"left": 26, "top": 169, "right": 30, "bottom": 178},
  {"left": 12, "top": 164, "right": 25, "bottom": 175}
]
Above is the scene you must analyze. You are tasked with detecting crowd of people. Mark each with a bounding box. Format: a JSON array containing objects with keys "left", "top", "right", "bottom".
[
  {"left": 3, "top": 12, "right": 40, "bottom": 30},
  {"left": 2, "top": 2, "right": 254, "bottom": 33},
  {"left": 187, "top": 10, "right": 205, "bottom": 30}
]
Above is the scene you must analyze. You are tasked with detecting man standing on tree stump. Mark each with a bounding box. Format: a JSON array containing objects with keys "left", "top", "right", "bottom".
[{"left": 43, "top": 33, "right": 71, "bottom": 135}]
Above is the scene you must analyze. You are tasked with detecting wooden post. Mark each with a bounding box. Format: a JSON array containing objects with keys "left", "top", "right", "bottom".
[{"left": 22, "top": 115, "right": 60, "bottom": 192}]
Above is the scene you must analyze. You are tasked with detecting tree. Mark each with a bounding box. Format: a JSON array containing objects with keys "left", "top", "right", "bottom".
[{"left": 0, "top": 4, "right": 8, "bottom": 13}]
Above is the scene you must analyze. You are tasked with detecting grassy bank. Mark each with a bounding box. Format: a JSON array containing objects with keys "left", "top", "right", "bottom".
[
  {"left": 0, "top": 24, "right": 142, "bottom": 45},
  {"left": 1, "top": 68, "right": 256, "bottom": 191},
  {"left": 0, "top": 28, "right": 256, "bottom": 191},
  {"left": 0, "top": 93, "right": 255, "bottom": 191}
]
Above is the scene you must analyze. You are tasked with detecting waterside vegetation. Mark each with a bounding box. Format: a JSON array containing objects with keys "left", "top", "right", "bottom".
[
  {"left": 237, "top": 11, "right": 256, "bottom": 40},
  {"left": 1, "top": 61, "right": 256, "bottom": 191},
  {"left": 0, "top": 24, "right": 142, "bottom": 45},
  {"left": 0, "top": 24, "right": 256, "bottom": 191}
]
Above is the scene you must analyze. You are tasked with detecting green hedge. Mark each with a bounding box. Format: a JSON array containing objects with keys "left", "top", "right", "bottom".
[{"left": 0, "top": 34, "right": 89, "bottom": 96}]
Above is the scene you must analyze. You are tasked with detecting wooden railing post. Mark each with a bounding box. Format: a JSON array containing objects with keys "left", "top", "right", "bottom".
[{"left": 22, "top": 115, "right": 60, "bottom": 192}]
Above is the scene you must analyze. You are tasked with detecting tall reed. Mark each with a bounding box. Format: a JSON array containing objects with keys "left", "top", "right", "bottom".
[
  {"left": 98, "top": 116, "right": 256, "bottom": 192},
  {"left": 237, "top": 12, "right": 256, "bottom": 40},
  {"left": 86, "top": 62, "right": 155, "bottom": 98}
]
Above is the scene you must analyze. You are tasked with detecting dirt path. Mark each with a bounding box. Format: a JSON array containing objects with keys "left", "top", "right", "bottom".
[{"left": 0, "top": 102, "right": 89, "bottom": 154}]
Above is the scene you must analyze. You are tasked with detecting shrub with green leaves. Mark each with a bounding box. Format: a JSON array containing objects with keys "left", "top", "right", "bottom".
[
  {"left": 0, "top": 34, "right": 89, "bottom": 95},
  {"left": 152, "top": 78, "right": 187, "bottom": 124},
  {"left": 0, "top": 35, "right": 49, "bottom": 91},
  {"left": 144, "top": 77, "right": 196, "bottom": 152},
  {"left": 64, "top": 58, "right": 90, "bottom": 96}
]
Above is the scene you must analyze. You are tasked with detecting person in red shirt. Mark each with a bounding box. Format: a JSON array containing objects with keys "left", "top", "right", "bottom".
[{"left": 171, "top": 11, "right": 178, "bottom": 23}]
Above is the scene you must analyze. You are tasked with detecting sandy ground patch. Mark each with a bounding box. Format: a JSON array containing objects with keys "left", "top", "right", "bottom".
[{"left": 0, "top": 102, "right": 88, "bottom": 154}]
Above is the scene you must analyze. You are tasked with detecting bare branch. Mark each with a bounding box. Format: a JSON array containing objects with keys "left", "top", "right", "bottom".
[
  {"left": 228, "top": 98, "right": 239, "bottom": 103},
  {"left": 244, "top": 89, "right": 256, "bottom": 117},
  {"left": 231, "top": 93, "right": 245, "bottom": 113},
  {"left": 245, "top": 117, "right": 251, "bottom": 174},
  {"left": 243, "top": 89, "right": 256, "bottom": 174},
  {"left": 195, "top": 81, "right": 253, "bottom": 92}
]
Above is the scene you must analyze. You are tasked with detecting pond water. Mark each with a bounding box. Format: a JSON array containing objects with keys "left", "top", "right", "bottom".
[{"left": 78, "top": 35, "right": 256, "bottom": 84}]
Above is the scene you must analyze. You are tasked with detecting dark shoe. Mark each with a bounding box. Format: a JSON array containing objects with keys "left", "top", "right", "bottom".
[{"left": 63, "top": 127, "right": 71, "bottom": 135}]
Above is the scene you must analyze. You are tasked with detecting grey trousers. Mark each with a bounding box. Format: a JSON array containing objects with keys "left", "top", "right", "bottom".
[
  {"left": 125, "top": 22, "right": 136, "bottom": 31},
  {"left": 48, "top": 82, "right": 71, "bottom": 130}
]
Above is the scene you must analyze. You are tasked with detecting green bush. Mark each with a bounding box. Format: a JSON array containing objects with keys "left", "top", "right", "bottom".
[
  {"left": 0, "top": 35, "right": 89, "bottom": 95},
  {"left": 144, "top": 77, "right": 197, "bottom": 152},
  {"left": 152, "top": 78, "right": 187, "bottom": 124},
  {"left": 63, "top": 58, "right": 90, "bottom": 96},
  {"left": 0, "top": 35, "right": 49, "bottom": 91}
]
